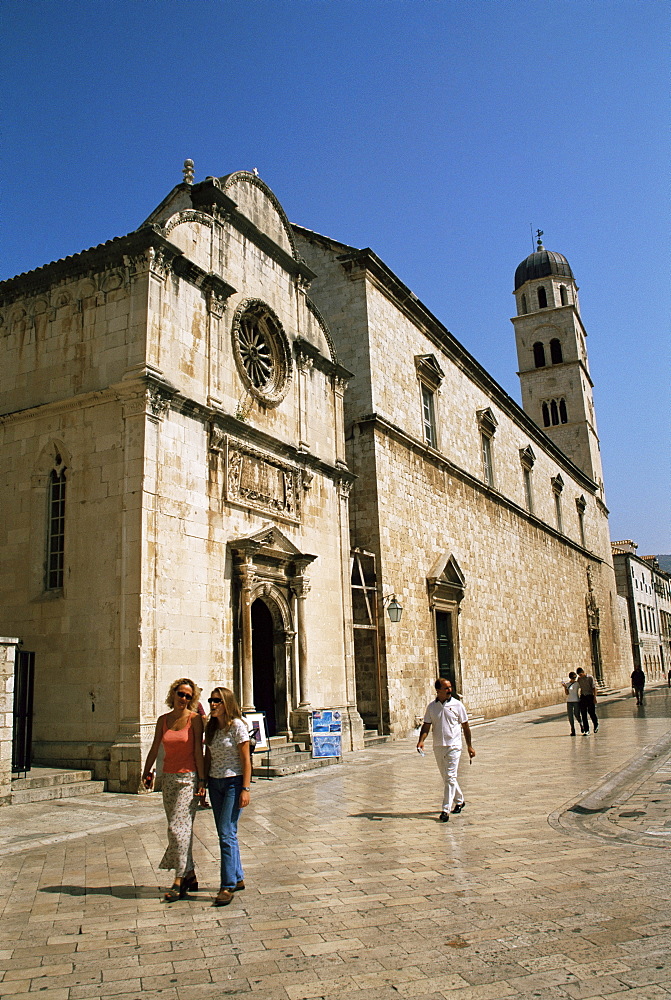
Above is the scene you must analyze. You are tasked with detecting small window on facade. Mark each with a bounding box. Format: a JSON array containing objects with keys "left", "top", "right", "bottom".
[
  {"left": 576, "top": 496, "right": 587, "bottom": 548},
  {"left": 551, "top": 475, "right": 563, "bottom": 533},
  {"left": 519, "top": 446, "right": 535, "bottom": 514},
  {"left": 47, "top": 467, "right": 66, "bottom": 590},
  {"left": 477, "top": 409, "right": 497, "bottom": 488},
  {"left": 538, "top": 286, "right": 548, "bottom": 309},
  {"left": 550, "top": 400, "right": 559, "bottom": 426},
  {"left": 559, "top": 398, "right": 568, "bottom": 423},
  {"left": 550, "top": 338, "right": 563, "bottom": 364},
  {"left": 533, "top": 341, "right": 546, "bottom": 368},
  {"left": 421, "top": 383, "right": 437, "bottom": 448},
  {"left": 542, "top": 402, "right": 550, "bottom": 427},
  {"left": 523, "top": 467, "right": 533, "bottom": 513},
  {"left": 560, "top": 285, "right": 568, "bottom": 305},
  {"left": 520, "top": 294, "right": 527, "bottom": 314},
  {"left": 481, "top": 433, "right": 494, "bottom": 487},
  {"left": 554, "top": 492, "right": 563, "bottom": 532}
]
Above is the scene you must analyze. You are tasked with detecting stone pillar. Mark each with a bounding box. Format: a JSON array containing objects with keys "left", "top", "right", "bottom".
[
  {"left": 296, "top": 352, "right": 313, "bottom": 451},
  {"left": 0, "top": 639, "right": 20, "bottom": 807},
  {"left": 237, "top": 558, "right": 257, "bottom": 712},
  {"left": 292, "top": 577, "right": 311, "bottom": 708}
]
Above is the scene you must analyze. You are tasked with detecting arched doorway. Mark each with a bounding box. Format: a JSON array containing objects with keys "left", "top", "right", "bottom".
[{"left": 251, "top": 598, "right": 280, "bottom": 736}]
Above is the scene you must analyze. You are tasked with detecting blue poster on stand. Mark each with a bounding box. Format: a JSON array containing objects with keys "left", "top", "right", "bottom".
[{"left": 311, "top": 710, "right": 342, "bottom": 758}]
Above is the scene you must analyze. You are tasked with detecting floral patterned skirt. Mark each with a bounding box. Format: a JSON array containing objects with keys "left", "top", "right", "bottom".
[{"left": 159, "top": 771, "right": 197, "bottom": 876}]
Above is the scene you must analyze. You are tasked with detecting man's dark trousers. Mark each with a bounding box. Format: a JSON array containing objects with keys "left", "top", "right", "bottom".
[{"left": 579, "top": 695, "right": 598, "bottom": 733}]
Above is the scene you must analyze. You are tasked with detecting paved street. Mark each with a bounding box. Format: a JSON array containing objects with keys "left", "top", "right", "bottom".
[{"left": 1, "top": 685, "right": 670, "bottom": 1000}]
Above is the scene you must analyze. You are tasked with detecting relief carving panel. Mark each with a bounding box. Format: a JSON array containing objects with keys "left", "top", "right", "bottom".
[{"left": 225, "top": 438, "right": 301, "bottom": 523}]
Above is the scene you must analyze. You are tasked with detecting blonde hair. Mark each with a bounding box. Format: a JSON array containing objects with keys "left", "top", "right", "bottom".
[
  {"left": 165, "top": 677, "right": 201, "bottom": 711},
  {"left": 205, "top": 687, "right": 242, "bottom": 745}
]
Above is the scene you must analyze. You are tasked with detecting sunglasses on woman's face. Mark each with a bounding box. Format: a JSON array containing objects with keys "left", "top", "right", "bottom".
[
  {"left": 208, "top": 697, "right": 222, "bottom": 705},
  {"left": 175, "top": 691, "right": 191, "bottom": 699}
]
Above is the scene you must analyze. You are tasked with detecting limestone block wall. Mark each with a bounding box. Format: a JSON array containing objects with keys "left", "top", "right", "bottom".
[
  {"left": 0, "top": 392, "right": 143, "bottom": 780},
  {"left": 363, "top": 426, "right": 630, "bottom": 733},
  {"left": 0, "top": 640, "right": 19, "bottom": 806},
  {"left": 0, "top": 270, "right": 146, "bottom": 417}
]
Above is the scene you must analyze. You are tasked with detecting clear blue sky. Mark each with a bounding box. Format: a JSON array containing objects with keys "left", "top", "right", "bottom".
[{"left": 2, "top": 0, "right": 669, "bottom": 553}]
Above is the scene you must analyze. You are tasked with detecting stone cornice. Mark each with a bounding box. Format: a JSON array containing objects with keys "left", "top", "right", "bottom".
[
  {"left": 0, "top": 226, "right": 237, "bottom": 306},
  {"left": 0, "top": 228, "right": 175, "bottom": 305},
  {"left": 0, "top": 387, "right": 121, "bottom": 424},
  {"left": 293, "top": 337, "right": 354, "bottom": 383},
  {"left": 210, "top": 410, "right": 356, "bottom": 486},
  {"left": 354, "top": 411, "right": 604, "bottom": 561},
  {"left": 1, "top": 377, "right": 355, "bottom": 488}
]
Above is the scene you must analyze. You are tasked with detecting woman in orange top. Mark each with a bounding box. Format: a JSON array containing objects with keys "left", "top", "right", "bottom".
[{"left": 142, "top": 678, "right": 206, "bottom": 902}]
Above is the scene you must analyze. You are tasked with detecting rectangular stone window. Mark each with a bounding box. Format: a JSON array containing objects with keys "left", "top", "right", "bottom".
[
  {"left": 421, "top": 384, "right": 437, "bottom": 448},
  {"left": 47, "top": 468, "right": 66, "bottom": 590},
  {"left": 481, "top": 433, "right": 494, "bottom": 487}
]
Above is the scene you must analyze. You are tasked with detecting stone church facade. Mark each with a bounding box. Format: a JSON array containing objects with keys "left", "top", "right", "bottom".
[{"left": 0, "top": 168, "right": 631, "bottom": 791}]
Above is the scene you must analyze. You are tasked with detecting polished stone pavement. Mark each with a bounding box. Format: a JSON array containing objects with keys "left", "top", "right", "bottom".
[{"left": 1, "top": 685, "right": 670, "bottom": 1000}]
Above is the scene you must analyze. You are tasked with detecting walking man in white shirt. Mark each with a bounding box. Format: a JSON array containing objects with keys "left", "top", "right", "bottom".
[{"left": 416, "top": 678, "right": 475, "bottom": 822}]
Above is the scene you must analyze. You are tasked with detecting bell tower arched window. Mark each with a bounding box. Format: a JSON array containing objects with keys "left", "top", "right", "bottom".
[
  {"left": 559, "top": 398, "right": 568, "bottom": 423},
  {"left": 520, "top": 294, "right": 527, "bottom": 315},
  {"left": 533, "top": 341, "right": 546, "bottom": 368},
  {"left": 560, "top": 285, "right": 568, "bottom": 305},
  {"left": 542, "top": 402, "right": 550, "bottom": 427},
  {"left": 537, "top": 286, "right": 548, "bottom": 309},
  {"left": 550, "top": 338, "right": 563, "bottom": 364},
  {"left": 550, "top": 400, "right": 559, "bottom": 426}
]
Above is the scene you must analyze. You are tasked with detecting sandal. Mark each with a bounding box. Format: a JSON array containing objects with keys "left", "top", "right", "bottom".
[{"left": 163, "top": 881, "right": 183, "bottom": 903}]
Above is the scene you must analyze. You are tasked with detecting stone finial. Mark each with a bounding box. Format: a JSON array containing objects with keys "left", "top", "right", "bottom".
[
  {"left": 252, "top": 167, "right": 259, "bottom": 177},
  {"left": 183, "top": 159, "right": 195, "bottom": 185}
]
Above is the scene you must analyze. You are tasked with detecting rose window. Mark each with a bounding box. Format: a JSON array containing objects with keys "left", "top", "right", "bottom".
[{"left": 232, "top": 300, "right": 292, "bottom": 406}]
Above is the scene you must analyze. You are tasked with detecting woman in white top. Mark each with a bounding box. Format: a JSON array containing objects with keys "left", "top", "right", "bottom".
[{"left": 204, "top": 687, "right": 252, "bottom": 906}]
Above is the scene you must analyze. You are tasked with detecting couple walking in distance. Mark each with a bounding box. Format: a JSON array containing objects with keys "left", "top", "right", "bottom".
[
  {"left": 562, "top": 668, "right": 599, "bottom": 735},
  {"left": 417, "top": 678, "right": 476, "bottom": 821}
]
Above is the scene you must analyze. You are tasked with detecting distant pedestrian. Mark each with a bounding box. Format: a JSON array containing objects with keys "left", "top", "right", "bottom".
[
  {"left": 562, "top": 671, "right": 582, "bottom": 735},
  {"left": 667, "top": 668, "right": 671, "bottom": 688},
  {"left": 142, "top": 678, "right": 206, "bottom": 902},
  {"left": 416, "top": 678, "right": 475, "bottom": 822},
  {"left": 631, "top": 665, "right": 645, "bottom": 705},
  {"left": 576, "top": 667, "right": 599, "bottom": 735}
]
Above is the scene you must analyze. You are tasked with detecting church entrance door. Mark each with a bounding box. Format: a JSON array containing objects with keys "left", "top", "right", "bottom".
[{"left": 252, "top": 598, "right": 278, "bottom": 737}]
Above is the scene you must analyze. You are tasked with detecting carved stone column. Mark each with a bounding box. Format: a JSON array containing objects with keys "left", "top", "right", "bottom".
[
  {"left": 296, "top": 351, "right": 313, "bottom": 452},
  {"left": 291, "top": 576, "right": 311, "bottom": 707},
  {"left": 237, "top": 558, "right": 257, "bottom": 712}
]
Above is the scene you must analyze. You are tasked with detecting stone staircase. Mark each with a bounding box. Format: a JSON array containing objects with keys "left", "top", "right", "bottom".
[
  {"left": 363, "top": 728, "right": 392, "bottom": 747},
  {"left": 251, "top": 735, "right": 342, "bottom": 778},
  {"left": 11, "top": 767, "right": 106, "bottom": 805}
]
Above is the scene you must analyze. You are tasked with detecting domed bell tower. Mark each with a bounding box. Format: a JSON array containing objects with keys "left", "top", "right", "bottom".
[{"left": 511, "top": 232, "right": 604, "bottom": 500}]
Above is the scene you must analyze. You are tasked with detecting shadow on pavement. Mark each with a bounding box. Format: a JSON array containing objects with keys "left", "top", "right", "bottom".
[
  {"left": 349, "top": 811, "right": 441, "bottom": 821},
  {"left": 40, "top": 884, "right": 163, "bottom": 899}
]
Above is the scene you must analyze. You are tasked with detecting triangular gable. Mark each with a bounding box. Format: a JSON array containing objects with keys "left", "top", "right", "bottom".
[
  {"left": 427, "top": 552, "right": 466, "bottom": 590},
  {"left": 230, "top": 523, "right": 304, "bottom": 558}
]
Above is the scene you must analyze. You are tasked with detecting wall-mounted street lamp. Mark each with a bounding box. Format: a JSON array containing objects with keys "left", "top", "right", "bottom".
[{"left": 384, "top": 594, "right": 404, "bottom": 623}]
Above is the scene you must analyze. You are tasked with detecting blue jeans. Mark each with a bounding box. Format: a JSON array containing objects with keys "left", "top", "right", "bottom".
[{"left": 208, "top": 775, "right": 244, "bottom": 889}]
